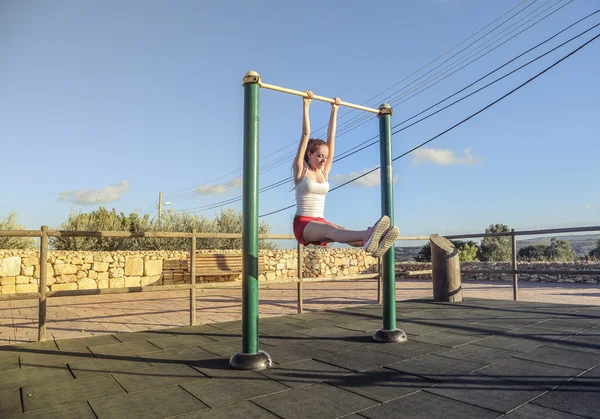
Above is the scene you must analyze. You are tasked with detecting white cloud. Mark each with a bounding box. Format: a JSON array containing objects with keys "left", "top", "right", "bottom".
[
  {"left": 411, "top": 148, "right": 482, "bottom": 166},
  {"left": 195, "top": 177, "right": 242, "bottom": 195},
  {"left": 584, "top": 204, "right": 592, "bottom": 209},
  {"left": 57, "top": 181, "right": 130, "bottom": 205},
  {"left": 332, "top": 167, "right": 399, "bottom": 188}
]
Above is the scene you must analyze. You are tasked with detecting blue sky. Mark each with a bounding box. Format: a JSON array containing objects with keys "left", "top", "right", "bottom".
[{"left": 1, "top": 0, "right": 599, "bottom": 248}]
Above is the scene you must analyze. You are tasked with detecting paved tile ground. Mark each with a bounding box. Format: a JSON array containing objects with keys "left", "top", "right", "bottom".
[
  {"left": 0, "top": 297, "right": 598, "bottom": 419},
  {"left": 1, "top": 279, "right": 599, "bottom": 345}
]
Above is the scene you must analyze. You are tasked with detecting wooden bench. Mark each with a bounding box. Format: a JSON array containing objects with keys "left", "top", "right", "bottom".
[
  {"left": 163, "top": 254, "right": 267, "bottom": 283},
  {"left": 191, "top": 254, "right": 266, "bottom": 282}
]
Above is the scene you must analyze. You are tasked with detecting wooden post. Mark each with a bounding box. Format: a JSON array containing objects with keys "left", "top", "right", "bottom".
[
  {"left": 190, "top": 229, "right": 197, "bottom": 325},
  {"left": 38, "top": 226, "right": 48, "bottom": 341},
  {"left": 511, "top": 228, "right": 518, "bottom": 301},
  {"left": 297, "top": 242, "right": 303, "bottom": 314},
  {"left": 430, "top": 234, "right": 463, "bottom": 302},
  {"left": 377, "top": 258, "right": 382, "bottom": 304}
]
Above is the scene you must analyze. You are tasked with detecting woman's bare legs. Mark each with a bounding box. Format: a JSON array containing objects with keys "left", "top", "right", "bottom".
[{"left": 302, "top": 221, "right": 366, "bottom": 245}]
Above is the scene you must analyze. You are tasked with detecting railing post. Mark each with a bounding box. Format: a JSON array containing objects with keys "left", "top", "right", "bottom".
[
  {"left": 297, "top": 242, "right": 303, "bottom": 314},
  {"left": 190, "top": 229, "right": 197, "bottom": 325},
  {"left": 38, "top": 225, "right": 48, "bottom": 342},
  {"left": 511, "top": 228, "right": 518, "bottom": 301}
]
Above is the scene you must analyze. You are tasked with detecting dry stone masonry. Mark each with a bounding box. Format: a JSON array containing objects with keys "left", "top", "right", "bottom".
[{"left": 0, "top": 249, "right": 598, "bottom": 295}]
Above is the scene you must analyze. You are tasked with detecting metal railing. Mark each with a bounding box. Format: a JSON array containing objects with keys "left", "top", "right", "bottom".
[{"left": 1, "top": 224, "right": 598, "bottom": 342}]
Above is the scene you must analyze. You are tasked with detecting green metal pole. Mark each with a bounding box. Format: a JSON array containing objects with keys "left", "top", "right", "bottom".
[
  {"left": 242, "top": 76, "right": 259, "bottom": 354},
  {"left": 230, "top": 71, "right": 271, "bottom": 370},
  {"left": 379, "top": 103, "right": 396, "bottom": 330},
  {"left": 373, "top": 103, "right": 406, "bottom": 343}
]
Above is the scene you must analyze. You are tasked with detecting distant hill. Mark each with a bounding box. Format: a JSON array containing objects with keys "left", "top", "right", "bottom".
[{"left": 395, "top": 233, "right": 599, "bottom": 261}]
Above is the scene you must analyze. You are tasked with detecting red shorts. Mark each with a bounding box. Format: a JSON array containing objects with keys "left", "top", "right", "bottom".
[{"left": 293, "top": 215, "right": 332, "bottom": 247}]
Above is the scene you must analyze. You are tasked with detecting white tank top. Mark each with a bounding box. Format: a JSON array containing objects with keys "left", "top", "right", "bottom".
[{"left": 295, "top": 169, "right": 330, "bottom": 218}]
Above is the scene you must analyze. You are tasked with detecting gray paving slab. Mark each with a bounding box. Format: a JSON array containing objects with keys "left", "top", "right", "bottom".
[
  {"left": 111, "top": 363, "right": 206, "bottom": 393},
  {"left": 187, "top": 357, "right": 269, "bottom": 379},
  {"left": 55, "top": 334, "right": 120, "bottom": 351},
  {"left": 256, "top": 341, "right": 319, "bottom": 364},
  {"left": 314, "top": 347, "right": 405, "bottom": 372},
  {"left": 515, "top": 345, "right": 600, "bottom": 370},
  {"left": 433, "top": 343, "right": 520, "bottom": 365},
  {"left": 472, "top": 335, "right": 547, "bottom": 353},
  {"left": 89, "top": 385, "right": 208, "bottom": 419},
  {"left": 89, "top": 340, "right": 162, "bottom": 357},
  {"left": 425, "top": 374, "right": 547, "bottom": 413},
  {"left": 475, "top": 357, "right": 585, "bottom": 389},
  {"left": 180, "top": 374, "right": 288, "bottom": 408},
  {"left": 357, "top": 389, "right": 499, "bottom": 419},
  {"left": 0, "top": 364, "right": 74, "bottom": 391},
  {"left": 22, "top": 374, "right": 124, "bottom": 412},
  {"left": 327, "top": 367, "right": 435, "bottom": 403},
  {"left": 0, "top": 350, "right": 20, "bottom": 371},
  {"left": 393, "top": 320, "right": 449, "bottom": 336},
  {"left": 295, "top": 333, "right": 376, "bottom": 354},
  {"left": 411, "top": 330, "right": 490, "bottom": 347},
  {"left": 257, "top": 359, "right": 352, "bottom": 388},
  {"left": 170, "top": 400, "right": 279, "bottom": 419},
  {"left": 366, "top": 338, "right": 446, "bottom": 358},
  {"left": 140, "top": 345, "right": 219, "bottom": 367},
  {"left": 18, "top": 347, "right": 95, "bottom": 369},
  {"left": 531, "top": 372, "right": 600, "bottom": 418},
  {"left": 9, "top": 402, "right": 96, "bottom": 419},
  {"left": 68, "top": 356, "right": 154, "bottom": 379},
  {"left": 386, "top": 353, "right": 487, "bottom": 381},
  {"left": 326, "top": 319, "right": 381, "bottom": 333},
  {"left": 112, "top": 330, "right": 176, "bottom": 343},
  {"left": 533, "top": 317, "right": 599, "bottom": 333},
  {"left": 504, "top": 403, "right": 585, "bottom": 418},
  {"left": 547, "top": 330, "right": 600, "bottom": 354},
  {"left": 147, "top": 334, "right": 218, "bottom": 350},
  {"left": 252, "top": 382, "right": 378, "bottom": 419},
  {"left": 196, "top": 339, "right": 245, "bottom": 357},
  {"left": 0, "top": 388, "right": 22, "bottom": 417}
]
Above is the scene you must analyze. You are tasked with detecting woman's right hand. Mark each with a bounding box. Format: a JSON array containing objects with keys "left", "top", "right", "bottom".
[{"left": 303, "top": 90, "right": 314, "bottom": 105}]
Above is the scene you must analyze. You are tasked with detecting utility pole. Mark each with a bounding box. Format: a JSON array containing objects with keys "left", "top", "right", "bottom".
[
  {"left": 158, "top": 191, "right": 163, "bottom": 223},
  {"left": 157, "top": 191, "right": 171, "bottom": 223}
]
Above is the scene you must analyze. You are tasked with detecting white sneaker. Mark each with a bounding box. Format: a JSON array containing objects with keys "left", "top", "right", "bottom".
[
  {"left": 372, "top": 226, "right": 400, "bottom": 258},
  {"left": 363, "top": 215, "right": 391, "bottom": 255}
]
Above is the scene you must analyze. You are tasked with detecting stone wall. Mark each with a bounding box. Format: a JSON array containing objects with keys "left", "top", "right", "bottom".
[{"left": 0, "top": 248, "right": 598, "bottom": 295}]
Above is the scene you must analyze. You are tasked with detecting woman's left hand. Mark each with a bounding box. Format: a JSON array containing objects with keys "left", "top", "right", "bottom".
[{"left": 332, "top": 97, "right": 341, "bottom": 110}]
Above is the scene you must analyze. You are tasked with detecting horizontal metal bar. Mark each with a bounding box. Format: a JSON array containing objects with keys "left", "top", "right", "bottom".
[
  {"left": 259, "top": 81, "right": 381, "bottom": 114},
  {"left": 397, "top": 236, "right": 430, "bottom": 241},
  {"left": 0, "top": 230, "right": 42, "bottom": 237},
  {"left": 445, "top": 225, "right": 600, "bottom": 240},
  {"left": 0, "top": 292, "right": 40, "bottom": 301},
  {"left": 462, "top": 269, "right": 600, "bottom": 275},
  {"left": 397, "top": 270, "right": 432, "bottom": 276}
]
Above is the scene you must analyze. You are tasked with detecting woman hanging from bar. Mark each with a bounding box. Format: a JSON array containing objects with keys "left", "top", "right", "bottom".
[{"left": 292, "top": 90, "right": 400, "bottom": 257}]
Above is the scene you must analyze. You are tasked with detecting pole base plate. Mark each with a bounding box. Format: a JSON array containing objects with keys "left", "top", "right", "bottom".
[
  {"left": 229, "top": 350, "right": 272, "bottom": 371},
  {"left": 372, "top": 329, "right": 407, "bottom": 343}
]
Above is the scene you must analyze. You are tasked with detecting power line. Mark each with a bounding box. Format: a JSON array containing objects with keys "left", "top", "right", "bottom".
[
  {"left": 162, "top": 0, "right": 543, "bottom": 199},
  {"left": 177, "top": 8, "right": 596, "bottom": 215},
  {"left": 259, "top": 29, "right": 600, "bottom": 218},
  {"left": 335, "top": 0, "right": 568, "bottom": 137},
  {"left": 212, "top": 0, "right": 572, "bottom": 182}
]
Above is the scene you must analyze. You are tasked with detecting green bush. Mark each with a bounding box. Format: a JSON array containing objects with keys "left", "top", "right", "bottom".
[
  {"left": 50, "top": 207, "right": 276, "bottom": 251},
  {"left": 0, "top": 212, "right": 36, "bottom": 249}
]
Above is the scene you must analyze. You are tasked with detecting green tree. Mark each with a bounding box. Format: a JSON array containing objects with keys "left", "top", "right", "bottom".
[
  {"left": 51, "top": 207, "right": 276, "bottom": 251},
  {"left": 51, "top": 207, "right": 152, "bottom": 251},
  {"left": 0, "top": 212, "right": 36, "bottom": 249},
  {"left": 545, "top": 237, "right": 577, "bottom": 262},
  {"left": 414, "top": 239, "right": 480, "bottom": 262},
  {"left": 518, "top": 245, "right": 549, "bottom": 261},
  {"left": 479, "top": 223, "right": 511, "bottom": 261}
]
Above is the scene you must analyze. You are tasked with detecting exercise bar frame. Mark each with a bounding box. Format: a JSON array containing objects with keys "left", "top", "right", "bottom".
[{"left": 230, "top": 71, "right": 406, "bottom": 371}]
